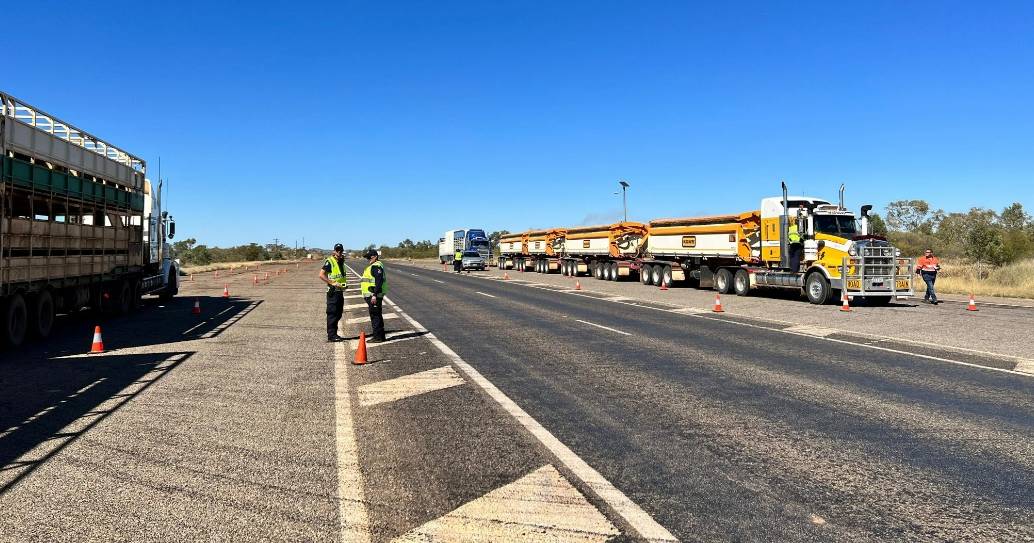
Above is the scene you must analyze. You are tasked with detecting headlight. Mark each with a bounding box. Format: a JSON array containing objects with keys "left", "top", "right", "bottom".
[
  {"left": 895, "top": 248, "right": 901, "bottom": 257},
  {"left": 848, "top": 247, "right": 857, "bottom": 256}
]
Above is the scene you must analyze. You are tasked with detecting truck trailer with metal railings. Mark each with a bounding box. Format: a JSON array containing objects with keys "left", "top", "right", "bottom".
[
  {"left": 1, "top": 91, "right": 179, "bottom": 347},
  {"left": 524, "top": 183, "right": 914, "bottom": 304},
  {"left": 498, "top": 229, "right": 565, "bottom": 273}
]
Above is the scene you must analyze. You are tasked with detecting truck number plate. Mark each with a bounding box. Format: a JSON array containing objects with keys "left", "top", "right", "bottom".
[
  {"left": 895, "top": 279, "right": 910, "bottom": 289},
  {"left": 846, "top": 279, "right": 862, "bottom": 290}
]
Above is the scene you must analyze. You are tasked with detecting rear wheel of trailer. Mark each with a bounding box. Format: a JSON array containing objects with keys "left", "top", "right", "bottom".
[
  {"left": 3, "top": 294, "right": 29, "bottom": 347},
  {"left": 29, "top": 291, "right": 56, "bottom": 339},
  {"left": 715, "top": 268, "right": 733, "bottom": 294},
  {"left": 733, "top": 269, "right": 750, "bottom": 296}
]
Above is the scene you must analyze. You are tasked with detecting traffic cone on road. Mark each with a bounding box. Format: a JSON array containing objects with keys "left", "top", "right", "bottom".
[
  {"left": 90, "top": 326, "right": 105, "bottom": 353},
  {"left": 503, "top": 271, "right": 510, "bottom": 280},
  {"left": 967, "top": 293, "right": 978, "bottom": 312},
  {"left": 223, "top": 284, "right": 230, "bottom": 298},
  {"left": 192, "top": 298, "right": 201, "bottom": 315},
  {"left": 659, "top": 277, "right": 669, "bottom": 291},
  {"left": 712, "top": 293, "right": 725, "bottom": 313},
  {"left": 840, "top": 292, "right": 852, "bottom": 312},
  {"left": 353, "top": 332, "right": 368, "bottom": 365},
  {"left": 253, "top": 274, "right": 258, "bottom": 285},
  {"left": 575, "top": 280, "right": 582, "bottom": 290}
]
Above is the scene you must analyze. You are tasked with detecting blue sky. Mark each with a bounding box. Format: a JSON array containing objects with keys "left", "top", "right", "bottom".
[{"left": 8, "top": 1, "right": 1032, "bottom": 249}]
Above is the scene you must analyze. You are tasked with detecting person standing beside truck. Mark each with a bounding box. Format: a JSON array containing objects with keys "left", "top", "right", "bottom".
[
  {"left": 916, "top": 248, "right": 941, "bottom": 304},
  {"left": 319, "top": 243, "right": 348, "bottom": 342},
  {"left": 454, "top": 249, "right": 463, "bottom": 273},
  {"left": 361, "top": 249, "right": 388, "bottom": 342},
  {"left": 787, "top": 205, "right": 805, "bottom": 272}
]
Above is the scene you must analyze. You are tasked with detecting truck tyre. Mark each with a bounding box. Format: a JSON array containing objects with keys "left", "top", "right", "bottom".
[
  {"left": 715, "top": 268, "right": 733, "bottom": 294},
  {"left": 3, "top": 294, "right": 28, "bottom": 347},
  {"left": 159, "top": 269, "right": 178, "bottom": 302},
  {"left": 651, "top": 265, "right": 663, "bottom": 286},
  {"left": 116, "top": 280, "right": 132, "bottom": 315},
  {"left": 662, "top": 266, "right": 673, "bottom": 288},
  {"left": 30, "top": 290, "right": 55, "bottom": 339},
  {"left": 733, "top": 269, "right": 751, "bottom": 296},
  {"left": 805, "top": 272, "right": 831, "bottom": 305},
  {"left": 640, "top": 265, "right": 653, "bottom": 285}
]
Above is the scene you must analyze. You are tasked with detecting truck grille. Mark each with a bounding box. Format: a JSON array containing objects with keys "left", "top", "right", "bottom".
[{"left": 861, "top": 246, "right": 895, "bottom": 277}]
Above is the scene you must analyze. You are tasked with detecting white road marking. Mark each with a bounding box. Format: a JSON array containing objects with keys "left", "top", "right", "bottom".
[
  {"left": 411, "top": 273, "right": 420, "bottom": 277},
  {"left": 358, "top": 366, "right": 465, "bottom": 407},
  {"left": 381, "top": 298, "right": 678, "bottom": 543},
  {"left": 575, "top": 320, "right": 632, "bottom": 336},
  {"left": 345, "top": 313, "right": 399, "bottom": 325},
  {"left": 333, "top": 341, "right": 371, "bottom": 543},
  {"left": 391, "top": 465, "right": 619, "bottom": 543},
  {"left": 475, "top": 291, "right": 496, "bottom": 298},
  {"left": 670, "top": 307, "right": 707, "bottom": 314},
  {"left": 347, "top": 330, "right": 420, "bottom": 350},
  {"left": 344, "top": 294, "right": 364, "bottom": 300},
  {"left": 784, "top": 324, "right": 838, "bottom": 337},
  {"left": 345, "top": 303, "right": 369, "bottom": 310},
  {"left": 1011, "top": 359, "right": 1034, "bottom": 375},
  {"left": 433, "top": 279, "right": 445, "bottom": 284}
]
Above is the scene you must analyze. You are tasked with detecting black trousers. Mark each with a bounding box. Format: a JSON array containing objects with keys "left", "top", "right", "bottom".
[
  {"left": 788, "top": 243, "right": 803, "bottom": 272},
  {"left": 326, "top": 289, "right": 343, "bottom": 338},
  {"left": 366, "top": 296, "right": 385, "bottom": 340},
  {"left": 454, "top": 260, "right": 462, "bottom": 272}
]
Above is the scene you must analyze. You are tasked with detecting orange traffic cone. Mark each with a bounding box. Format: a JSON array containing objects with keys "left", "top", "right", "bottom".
[
  {"left": 659, "top": 277, "right": 669, "bottom": 291},
  {"left": 223, "top": 284, "right": 230, "bottom": 298},
  {"left": 966, "top": 293, "right": 978, "bottom": 311},
  {"left": 575, "top": 280, "right": 582, "bottom": 290},
  {"left": 353, "top": 332, "right": 368, "bottom": 365},
  {"left": 253, "top": 274, "right": 258, "bottom": 285},
  {"left": 840, "top": 292, "right": 852, "bottom": 312},
  {"left": 90, "top": 325, "right": 105, "bottom": 353},
  {"left": 192, "top": 298, "right": 201, "bottom": 315},
  {"left": 713, "top": 293, "right": 725, "bottom": 313},
  {"left": 503, "top": 271, "right": 510, "bottom": 280}
]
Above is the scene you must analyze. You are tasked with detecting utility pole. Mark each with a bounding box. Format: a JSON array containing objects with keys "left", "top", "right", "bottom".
[{"left": 617, "top": 180, "right": 630, "bottom": 223}]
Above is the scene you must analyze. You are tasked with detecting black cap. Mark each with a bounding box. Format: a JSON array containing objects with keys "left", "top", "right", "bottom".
[
  {"left": 364, "top": 249, "right": 379, "bottom": 259},
  {"left": 333, "top": 243, "right": 344, "bottom": 252}
]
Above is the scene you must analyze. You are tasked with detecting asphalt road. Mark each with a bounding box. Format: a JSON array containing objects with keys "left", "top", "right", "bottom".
[{"left": 1, "top": 260, "right": 1031, "bottom": 542}]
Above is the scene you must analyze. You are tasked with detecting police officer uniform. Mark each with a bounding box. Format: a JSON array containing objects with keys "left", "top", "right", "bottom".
[
  {"left": 361, "top": 249, "right": 388, "bottom": 342},
  {"left": 454, "top": 249, "right": 463, "bottom": 273},
  {"left": 321, "top": 243, "right": 348, "bottom": 342}
]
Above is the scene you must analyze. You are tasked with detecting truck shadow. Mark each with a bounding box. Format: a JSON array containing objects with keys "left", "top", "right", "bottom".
[
  {"left": 0, "top": 351, "right": 192, "bottom": 494},
  {"left": 0, "top": 295, "right": 260, "bottom": 494}
]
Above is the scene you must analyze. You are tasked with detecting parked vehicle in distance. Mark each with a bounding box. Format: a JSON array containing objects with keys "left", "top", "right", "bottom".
[
  {"left": 438, "top": 228, "right": 490, "bottom": 263},
  {"left": 1, "top": 91, "right": 179, "bottom": 347},
  {"left": 460, "top": 250, "right": 487, "bottom": 271}
]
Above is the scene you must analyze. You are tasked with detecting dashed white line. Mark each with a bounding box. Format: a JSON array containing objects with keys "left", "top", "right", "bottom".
[
  {"left": 433, "top": 279, "right": 445, "bottom": 284},
  {"left": 345, "top": 313, "right": 399, "bottom": 325},
  {"left": 475, "top": 292, "right": 496, "bottom": 298},
  {"left": 575, "top": 320, "right": 632, "bottom": 336}
]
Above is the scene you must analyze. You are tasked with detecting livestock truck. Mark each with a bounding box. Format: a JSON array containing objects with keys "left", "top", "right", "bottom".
[
  {"left": 1, "top": 91, "right": 179, "bottom": 347},
  {"left": 525, "top": 184, "right": 914, "bottom": 304},
  {"left": 438, "top": 228, "right": 491, "bottom": 264}
]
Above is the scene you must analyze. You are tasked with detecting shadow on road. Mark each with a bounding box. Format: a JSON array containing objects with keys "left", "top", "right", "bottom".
[{"left": 0, "top": 294, "right": 260, "bottom": 494}]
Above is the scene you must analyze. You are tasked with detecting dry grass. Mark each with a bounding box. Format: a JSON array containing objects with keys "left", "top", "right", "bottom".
[
  {"left": 917, "top": 258, "right": 1034, "bottom": 299},
  {"left": 181, "top": 260, "right": 305, "bottom": 274}
]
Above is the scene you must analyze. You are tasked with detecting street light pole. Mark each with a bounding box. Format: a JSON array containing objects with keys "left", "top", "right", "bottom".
[{"left": 618, "top": 180, "right": 630, "bottom": 222}]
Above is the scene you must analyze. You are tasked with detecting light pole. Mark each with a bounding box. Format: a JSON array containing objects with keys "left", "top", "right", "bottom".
[{"left": 617, "top": 180, "right": 630, "bottom": 222}]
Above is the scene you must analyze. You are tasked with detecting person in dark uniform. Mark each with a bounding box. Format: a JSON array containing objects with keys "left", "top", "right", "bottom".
[
  {"left": 360, "top": 249, "right": 388, "bottom": 342},
  {"left": 319, "top": 243, "right": 348, "bottom": 342},
  {"left": 453, "top": 249, "right": 463, "bottom": 273}
]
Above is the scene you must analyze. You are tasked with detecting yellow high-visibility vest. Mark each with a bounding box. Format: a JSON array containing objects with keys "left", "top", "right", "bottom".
[
  {"left": 361, "top": 261, "right": 388, "bottom": 296},
  {"left": 454, "top": 250, "right": 463, "bottom": 261},
  {"left": 325, "top": 257, "right": 347, "bottom": 287},
  {"left": 788, "top": 222, "right": 801, "bottom": 243}
]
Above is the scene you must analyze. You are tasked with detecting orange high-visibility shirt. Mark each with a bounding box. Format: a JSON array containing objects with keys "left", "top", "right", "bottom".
[{"left": 916, "top": 255, "right": 940, "bottom": 272}]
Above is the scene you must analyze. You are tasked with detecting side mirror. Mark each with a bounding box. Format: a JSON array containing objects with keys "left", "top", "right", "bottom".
[{"left": 168, "top": 220, "right": 176, "bottom": 239}]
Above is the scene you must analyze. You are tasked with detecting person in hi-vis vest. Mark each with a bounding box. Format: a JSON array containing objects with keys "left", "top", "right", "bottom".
[
  {"left": 361, "top": 249, "right": 389, "bottom": 342},
  {"left": 319, "top": 243, "right": 348, "bottom": 342},
  {"left": 454, "top": 249, "right": 463, "bottom": 273}
]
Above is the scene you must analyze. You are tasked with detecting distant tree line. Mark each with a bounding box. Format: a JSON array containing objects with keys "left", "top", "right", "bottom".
[
  {"left": 364, "top": 231, "right": 513, "bottom": 259},
  {"left": 171, "top": 238, "right": 310, "bottom": 266},
  {"left": 871, "top": 201, "right": 1033, "bottom": 265}
]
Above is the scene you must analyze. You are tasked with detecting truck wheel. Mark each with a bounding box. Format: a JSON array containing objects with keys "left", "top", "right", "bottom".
[
  {"left": 30, "top": 290, "right": 55, "bottom": 339},
  {"left": 3, "top": 294, "right": 28, "bottom": 347},
  {"left": 116, "top": 280, "right": 132, "bottom": 315},
  {"left": 662, "top": 266, "right": 673, "bottom": 287},
  {"left": 733, "top": 269, "right": 750, "bottom": 296},
  {"left": 805, "top": 272, "right": 831, "bottom": 305},
  {"left": 159, "top": 270, "right": 178, "bottom": 302},
  {"left": 715, "top": 269, "right": 733, "bottom": 294},
  {"left": 640, "top": 265, "right": 652, "bottom": 285},
  {"left": 651, "top": 265, "right": 663, "bottom": 286}
]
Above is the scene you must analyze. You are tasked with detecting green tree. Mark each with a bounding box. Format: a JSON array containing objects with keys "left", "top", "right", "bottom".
[
  {"left": 867, "top": 214, "right": 888, "bottom": 237},
  {"left": 885, "top": 200, "right": 942, "bottom": 234},
  {"left": 966, "top": 222, "right": 1007, "bottom": 265}
]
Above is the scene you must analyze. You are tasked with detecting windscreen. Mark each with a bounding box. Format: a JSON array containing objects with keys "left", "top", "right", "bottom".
[{"left": 814, "top": 215, "right": 858, "bottom": 237}]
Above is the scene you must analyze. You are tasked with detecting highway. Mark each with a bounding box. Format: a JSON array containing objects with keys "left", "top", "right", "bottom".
[{"left": 1, "top": 260, "right": 1032, "bottom": 542}]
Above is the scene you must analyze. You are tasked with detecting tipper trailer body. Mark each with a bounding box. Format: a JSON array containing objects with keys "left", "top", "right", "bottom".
[{"left": 1, "top": 91, "right": 178, "bottom": 347}]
